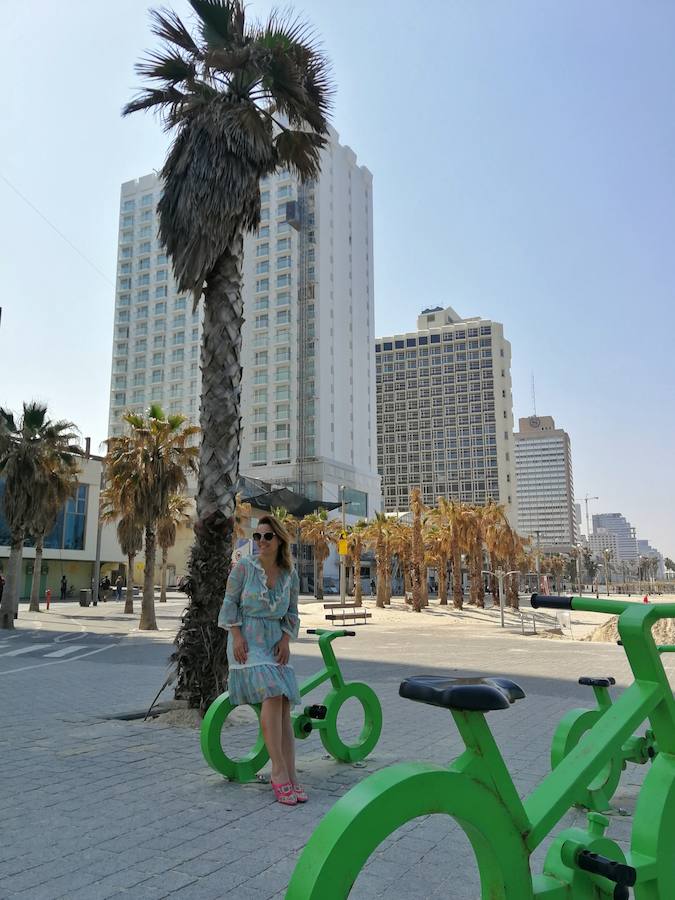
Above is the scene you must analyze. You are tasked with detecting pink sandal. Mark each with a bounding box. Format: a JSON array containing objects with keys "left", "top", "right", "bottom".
[
  {"left": 292, "top": 783, "right": 308, "bottom": 803},
  {"left": 271, "top": 781, "right": 297, "bottom": 806}
]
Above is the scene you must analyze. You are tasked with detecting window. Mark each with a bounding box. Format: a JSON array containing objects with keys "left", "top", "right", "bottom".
[
  {"left": 118, "top": 294, "right": 130, "bottom": 308},
  {"left": 140, "top": 209, "right": 153, "bottom": 222},
  {"left": 276, "top": 291, "right": 291, "bottom": 306},
  {"left": 254, "top": 296, "right": 269, "bottom": 310},
  {"left": 122, "top": 214, "right": 134, "bottom": 228},
  {"left": 276, "top": 255, "right": 291, "bottom": 269},
  {"left": 141, "top": 193, "right": 154, "bottom": 207},
  {"left": 157, "top": 253, "right": 167, "bottom": 265},
  {"left": 172, "top": 331, "right": 185, "bottom": 345},
  {"left": 117, "top": 310, "right": 130, "bottom": 322},
  {"left": 277, "top": 237, "right": 291, "bottom": 252},
  {"left": 276, "top": 403, "right": 290, "bottom": 419},
  {"left": 152, "top": 370, "right": 164, "bottom": 383},
  {"left": 174, "top": 314, "right": 186, "bottom": 328},
  {"left": 256, "top": 260, "right": 270, "bottom": 274},
  {"left": 138, "top": 257, "right": 150, "bottom": 271},
  {"left": 253, "top": 426, "right": 267, "bottom": 442},
  {"left": 154, "top": 302, "right": 166, "bottom": 315},
  {"left": 174, "top": 297, "right": 187, "bottom": 310},
  {"left": 139, "top": 240, "right": 151, "bottom": 254},
  {"left": 122, "top": 199, "right": 135, "bottom": 212},
  {"left": 275, "top": 366, "right": 290, "bottom": 382},
  {"left": 152, "top": 351, "right": 164, "bottom": 366},
  {"left": 255, "top": 314, "right": 269, "bottom": 329},
  {"left": 260, "top": 190, "right": 270, "bottom": 203},
  {"left": 153, "top": 334, "right": 165, "bottom": 348},
  {"left": 137, "top": 274, "right": 150, "bottom": 286},
  {"left": 155, "top": 285, "right": 167, "bottom": 298},
  {"left": 256, "top": 278, "right": 269, "bottom": 292},
  {"left": 139, "top": 224, "right": 152, "bottom": 237},
  {"left": 258, "top": 225, "right": 270, "bottom": 238},
  {"left": 276, "top": 273, "right": 291, "bottom": 288},
  {"left": 132, "top": 373, "right": 144, "bottom": 386},
  {"left": 171, "top": 348, "right": 184, "bottom": 362},
  {"left": 277, "top": 184, "right": 291, "bottom": 198},
  {"left": 256, "top": 243, "right": 269, "bottom": 257},
  {"left": 156, "top": 269, "right": 167, "bottom": 282},
  {"left": 253, "top": 388, "right": 268, "bottom": 403},
  {"left": 254, "top": 351, "right": 268, "bottom": 365},
  {"left": 276, "top": 310, "right": 290, "bottom": 324},
  {"left": 275, "top": 347, "right": 290, "bottom": 362}
]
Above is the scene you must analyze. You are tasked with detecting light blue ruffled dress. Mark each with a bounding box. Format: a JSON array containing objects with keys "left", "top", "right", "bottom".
[{"left": 218, "top": 555, "right": 301, "bottom": 706}]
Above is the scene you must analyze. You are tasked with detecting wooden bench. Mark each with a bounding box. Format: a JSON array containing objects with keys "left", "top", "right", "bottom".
[{"left": 323, "top": 602, "right": 372, "bottom": 625}]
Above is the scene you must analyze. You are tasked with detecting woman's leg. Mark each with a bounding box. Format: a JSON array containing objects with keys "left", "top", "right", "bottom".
[
  {"left": 281, "top": 696, "right": 297, "bottom": 784},
  {"left": 260, "top": 696, "right": 288, "bottom": 783}
]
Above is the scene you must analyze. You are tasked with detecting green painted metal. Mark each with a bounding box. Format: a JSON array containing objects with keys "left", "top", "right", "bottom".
[
  {"left": 286, "top": 596, "right": 675, "bottom": 898},
  {"left": 200, "top": 628, "right": 382, "bottom": 781}
]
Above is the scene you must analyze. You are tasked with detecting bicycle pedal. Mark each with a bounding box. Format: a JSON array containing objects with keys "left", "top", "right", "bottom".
[{"left": 306, "top": 704, "right": 327, "bottom": 720}]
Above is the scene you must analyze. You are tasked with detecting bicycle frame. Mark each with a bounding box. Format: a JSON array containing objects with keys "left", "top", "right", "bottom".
[
  {"left": 201, "top": 628, "right": 382, "bottom": 782},
  {"left": 287, "top": 598, "right": 675, "bottom": 898}
]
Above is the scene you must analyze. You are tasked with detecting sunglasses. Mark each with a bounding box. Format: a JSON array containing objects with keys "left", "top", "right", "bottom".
[{"left": 252, "top": 531, "right": 276, "bottom": 542}]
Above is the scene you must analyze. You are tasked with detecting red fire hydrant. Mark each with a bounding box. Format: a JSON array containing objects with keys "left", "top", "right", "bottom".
[
  {"left": 643, "top": 594, "right": 650, "bottom": 604},
  {"left": 45, "top": 588, "right": 52, "bottom": 610}
]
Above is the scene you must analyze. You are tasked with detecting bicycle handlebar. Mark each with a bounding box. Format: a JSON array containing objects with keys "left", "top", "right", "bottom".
[
  {"left": 530, "top": 594, "right": 573, "bottom": 610},
  {"left": 532, "top": 592, "right": 675, "bottom": 622},
  {"left": 307, "top": 628, "right": 356, "bottom": 638}
]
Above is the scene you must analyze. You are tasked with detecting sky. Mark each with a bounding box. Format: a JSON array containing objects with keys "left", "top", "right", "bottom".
[{"left": 1, "top": 1, "right": 673, "bottom": 555}]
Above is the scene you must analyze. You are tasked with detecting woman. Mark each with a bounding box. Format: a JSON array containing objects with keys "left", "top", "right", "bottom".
[{"left": 218, "top": 514, "right": 305, "bottom": 806}]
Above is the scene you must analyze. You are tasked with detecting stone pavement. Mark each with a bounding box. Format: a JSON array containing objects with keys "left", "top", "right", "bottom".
[{"left": 2, "top": 601, "right": 668, "bottom": 899}]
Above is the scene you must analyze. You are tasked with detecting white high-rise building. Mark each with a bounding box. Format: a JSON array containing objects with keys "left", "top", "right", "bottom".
[
  {"left": 376, "top": 305, "right": 517, "bottom": 520},
  {"left": 514, "top": 416, "right": 576, "bottom": 551},
  {"left": 592, "top": 513, "right": 638, "bottom": 562},
  {"left": 108, "top": 127, "right": 380, "bottom": 517}
]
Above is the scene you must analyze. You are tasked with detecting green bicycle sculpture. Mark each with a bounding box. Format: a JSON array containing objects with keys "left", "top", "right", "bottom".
[
  {"left": 201, "top": 628, "right": 382, "bottom": 783},
  {"left": 287, "top": 596, "right": 675, "bottom": 899}
]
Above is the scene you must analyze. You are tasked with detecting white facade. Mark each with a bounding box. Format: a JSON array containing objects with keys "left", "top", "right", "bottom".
[
  {"left": 588, "top": 529, "right": 619, "bottom": 559},
  {"left": 108, "top": 128, "right": 380, "bottom": 519},
  {"left": 592, "top": 513, "right": 638, "bottom": 562},
  {"left": 376, "top": 305, "right": 517, "bottom": 521},
  {"left": 514, "top": 416, "right": 576, "bottom": 551}
]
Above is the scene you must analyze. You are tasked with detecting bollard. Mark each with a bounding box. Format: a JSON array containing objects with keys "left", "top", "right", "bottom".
[{"left": 45, "top": 588, "right": 52, "bottom": 610}]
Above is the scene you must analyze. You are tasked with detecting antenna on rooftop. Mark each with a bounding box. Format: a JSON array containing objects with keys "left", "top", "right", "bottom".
[{"left": 531, "top": 373, "right": 537, "bottom": 416}]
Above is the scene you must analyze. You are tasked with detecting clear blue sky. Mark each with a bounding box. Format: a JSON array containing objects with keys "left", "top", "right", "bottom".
[{"left": 1, "top": 1, "right": 673, "bottom": 556}]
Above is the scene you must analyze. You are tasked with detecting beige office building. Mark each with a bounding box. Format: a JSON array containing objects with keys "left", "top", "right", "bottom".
[{"left": 376, "top": 305, "right": 517, "bottom": 520}]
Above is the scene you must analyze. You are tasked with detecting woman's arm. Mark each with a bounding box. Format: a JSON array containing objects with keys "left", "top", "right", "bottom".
[{"left": 219, "top": 561, "right": 249, "bottom": 663}]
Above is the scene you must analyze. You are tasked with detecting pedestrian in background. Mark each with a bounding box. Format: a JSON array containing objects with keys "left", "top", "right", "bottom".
[
  {"left": 115, "top": 575, "right": 123, "bottom": 601},
  {"left": 60, "top": 575, "right": 67, "bottom": 601}
]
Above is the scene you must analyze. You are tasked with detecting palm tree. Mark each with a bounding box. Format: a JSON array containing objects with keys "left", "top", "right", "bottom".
[
  {"left": 346, "top": 519, "right": 368, "bottom": 606},
  {"left": 436, "top": 498, "right": 468, "bottom": 610},
  {"left": 299, "top": 509, "right": 330, "bottom": 600},
  {"left": 118, "top": 515, "right": 144, "bottom": 614},
  {"left": 271, "top": 506, "right": 299, "bottom": 538},
  {"left": 105, "top": 406, "right": 198, "bottom": 631},
  {"left": 100, "top": 485, "right": 145, "bottom": 614},
  {"left": 424, "top": 520, "right": 450, "bottom": 606},
  {"left": 158, "top": 494, "right": 192, "bottom": 603},
  {"left": 28, "top": 454, "right": 80, "bottom": 612},
  {"left": 363, "top": 513, "right": 393, "bottom": 608},
  {"left": 124, "top": 2, "right": 333, "bottom": 708},
  {"left": 409, "top": 488, "right": 426, "bottom": 613},
  {"left": 0, "top": 403, "right": 80, "bottom": 628}
]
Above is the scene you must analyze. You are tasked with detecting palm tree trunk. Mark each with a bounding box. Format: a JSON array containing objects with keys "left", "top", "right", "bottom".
[
  {"left": 439, "top": 554, "right": 448, "bottom": 605},
  {"left": 475, "top": 549, "right": 485, "bottom": 609},
  {"left": 140, "top": 525, "right": 158, "bottom": 630},
  {"left": 125, "top": 554, "right": 135, "bottom": 614},
  {"left": 1, "top": 533, "right": 23, "bottom": 629},
  {"left": 29, "top": 536, "right": 44, "bottom": 612},
  {"left": 452, "top": 545, "right": 463, "bottom": 610},
  {"left": 172, "top": 240, "right": 242, "bottom": 709},
  {"left": 376, "top": 540, "right": 386, "bottom": 608},
  {"left": 316, "top": 558, "right": 324, "bottom": 601},
  {"left": 354, "top": 553, "right": 362, "bottom": 607},
  {"left": 160, "top": 546, "right": 168, "bottom": 603},
  {"left": 313, "top": 553, "right": 319, "bottom": 599}
]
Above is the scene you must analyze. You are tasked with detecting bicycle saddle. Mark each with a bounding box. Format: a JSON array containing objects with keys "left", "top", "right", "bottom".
[{"left": 399, "top": 675, "right": 526, "bottom": 712}]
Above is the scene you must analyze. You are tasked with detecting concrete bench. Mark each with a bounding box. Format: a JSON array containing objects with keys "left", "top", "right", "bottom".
[{"left": 323, "top": 602, "right": 372, "bottom": 625}]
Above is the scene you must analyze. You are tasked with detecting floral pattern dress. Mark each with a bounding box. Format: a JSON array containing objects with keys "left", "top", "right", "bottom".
[{"left": 218, "top": 555, "right": 301, "bottom": 706}]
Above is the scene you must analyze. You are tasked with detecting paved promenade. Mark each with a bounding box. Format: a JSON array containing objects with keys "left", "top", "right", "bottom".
[{"left": 1, "top": 595, "right": 665, "bottom": 899}]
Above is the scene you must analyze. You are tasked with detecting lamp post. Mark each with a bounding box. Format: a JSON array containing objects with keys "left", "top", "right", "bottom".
[
  {"left": 339, "top": 485, "right": 347, "bottom": 605},
  {"left": 602, "top": 548, "right": 612, "bottom": 596},
  {"left": 482, "top": 568, "right": 520, "bottom": 628}
]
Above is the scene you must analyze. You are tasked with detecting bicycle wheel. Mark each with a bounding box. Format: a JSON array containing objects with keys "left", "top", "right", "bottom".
[
  {"left": 286, "top": 762, "right": 534, "bottom": 899},
  {"left": 320, "top": 682, "right": 383, "bottom": 763},
  {"left": 632, "top": 753, "right": 675, "bottom": 899},
  {"left": 551, "top": 707, "right": 623, "bottom": 811},
  {"left": 200, "top": 693, "right": 268, "bottom": 782}
]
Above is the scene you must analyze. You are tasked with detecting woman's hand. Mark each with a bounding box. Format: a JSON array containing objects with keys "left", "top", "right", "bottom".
[
  {"left": 232, "top": 631, "right": 248, "bottom": 664},
  {"left": 275, "top": 633, "right": 290, "bottom": 665}
]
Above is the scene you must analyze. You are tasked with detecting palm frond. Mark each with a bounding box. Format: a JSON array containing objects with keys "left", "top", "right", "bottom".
[
  {"left": 150, "top": 7, "right": 201, "bottom": 55},
  {"left": 274, "top": 129, "right": 325, "bottom": 180},
  {"left": 135, "top": 48, "right": 196, "bottom": 85},
  {"left": 189, "top": 0, "right": 245, "bottom": 49}
]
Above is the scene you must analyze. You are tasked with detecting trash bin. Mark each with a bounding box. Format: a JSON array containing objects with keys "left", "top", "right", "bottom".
[{"left": 79, "top": 589, "right": 92, "bottom": 607}]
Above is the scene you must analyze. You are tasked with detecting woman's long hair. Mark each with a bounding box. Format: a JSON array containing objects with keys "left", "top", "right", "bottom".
[{"left": 257, "top": 514, "right": 293, "bottom": 571}]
